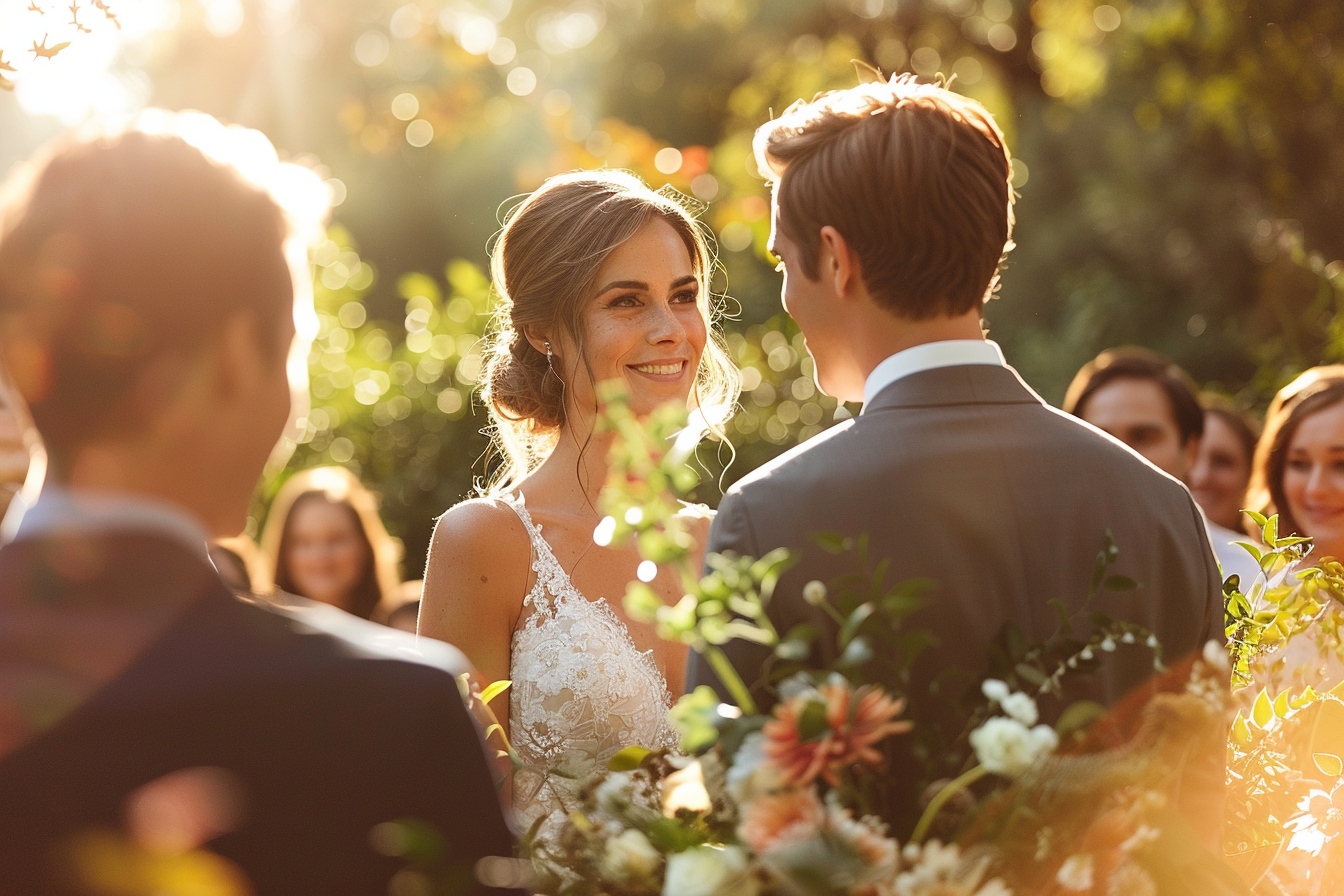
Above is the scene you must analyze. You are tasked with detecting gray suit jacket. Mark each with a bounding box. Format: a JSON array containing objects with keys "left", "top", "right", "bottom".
[{"left": 686, "top": 363, "right": 1223, "bottom": 823}]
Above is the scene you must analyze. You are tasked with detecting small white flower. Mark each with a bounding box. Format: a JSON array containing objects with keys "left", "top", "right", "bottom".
[
  {"left": 1121, "top": 631, "right": 1136, "bottom": 644},
  {"left": 1080, "top": 647, "right": 1094, "bottom": 661},
  {"left": 726, "top": 732, "right": 781, "bottom": 803},
  {"left": 802, "top": 580, "right": 828, "bottom": 606},
  {"left": 1100, "top": 637, "right": 1116, "bottom": 652},
  {"left": 1145, "top": 634, "right": 1159, "bottom": 648},
  {"left": 595, "top": 771, "right": 636, "bottom": 813},
  {"left": 1055, "top": 854, "right": 1094, "bottom": 891},
  {"left": 969, "top": 717, "right": 1059, "bottom": 777},
  {"left": 999, "top": 692, "right": 1039, "bottom": 726},
  {"left": 980, "top": 679, "right": 1011, "bottom": 703},
  {"left": 600, "top": 829, "right": 662, "bottom": 883},
  {"left": 663, "top": 845, "right": 756, "bottom": 896}
]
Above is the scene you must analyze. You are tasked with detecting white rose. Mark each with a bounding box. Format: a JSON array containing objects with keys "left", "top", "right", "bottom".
[
  {"left": 969, "top": 717, "right": 1059, "bottom": 777},
  {"left": 662, "top": 845, "right": 756, "bottom": 896},
  {"left": 600, "top": 829, "right": 662, "bottom": 883},
  {"left": 999, "top": 692, "right": 1039, "bottom": 726},
  {"left": 980, "top": 679, "right": 1010, "bottom": 703}
]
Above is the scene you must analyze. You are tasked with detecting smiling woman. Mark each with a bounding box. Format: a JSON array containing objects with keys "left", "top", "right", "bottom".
[
  {"left": 1249, "top": 366, "right": 1344, "bottom": 558},
  {"left": 418, "top": 169, "right": 741, "bottom": 837}
]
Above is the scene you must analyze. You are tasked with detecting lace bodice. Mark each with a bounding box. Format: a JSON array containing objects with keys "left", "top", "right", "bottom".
[{"left": 503, "top": 493, "right": 678, "bottom": 833}]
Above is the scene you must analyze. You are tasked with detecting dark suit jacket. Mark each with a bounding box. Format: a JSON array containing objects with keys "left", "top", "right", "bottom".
[
  {"left": 0, "top": 531, "right": 519, "bottom": 896},
  {"left": 687, "top": 364, "right": 1223, "bottom": 824}
]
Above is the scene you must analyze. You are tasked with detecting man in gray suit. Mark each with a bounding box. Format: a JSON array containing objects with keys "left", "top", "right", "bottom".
[{"left": 685, "top": 75, "right": 1223, "bottom": 828}]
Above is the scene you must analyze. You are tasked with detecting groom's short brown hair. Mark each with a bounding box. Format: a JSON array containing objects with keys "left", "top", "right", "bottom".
[{"left": 755, "top": 74, "right": 1015, "bottom": 320}]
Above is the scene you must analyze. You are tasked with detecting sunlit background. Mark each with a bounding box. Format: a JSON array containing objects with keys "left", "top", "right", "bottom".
[{"left": 3, "top": 0, "right": 1343, "bottom": 570}]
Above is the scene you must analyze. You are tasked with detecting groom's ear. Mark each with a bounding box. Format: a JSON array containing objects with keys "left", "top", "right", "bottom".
[{"left": 818, "top": 225, "right": 861, "bottom": 303}]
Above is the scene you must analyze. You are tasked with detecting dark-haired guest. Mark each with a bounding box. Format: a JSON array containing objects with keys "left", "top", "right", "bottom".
[
  {"left": 1191, "top": 394, "right": 1259, "bottom": 535},
  {"left": 0, "top": 112, "right": 519, "bottom": 895},
  {"left": 260, "top": 465, "right": 402, "bottom": 620},
  {"left": 1065, "top": 347, "right": 1260, "bottom": 585}
]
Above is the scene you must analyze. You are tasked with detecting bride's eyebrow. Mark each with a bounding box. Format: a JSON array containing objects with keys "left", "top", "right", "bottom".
[{"left": 595, "top": 275, "right": 697, "bottom": 294}]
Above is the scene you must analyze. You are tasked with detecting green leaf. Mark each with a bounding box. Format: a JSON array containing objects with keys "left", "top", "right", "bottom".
[
  {"left": 839, "top": 602, "right": 876, "bottom": 647},
  {"left": 1252, "top": 689, "right": 1274, "bottom": 728},
  {"left": 797, "top": 699, "right": 830, "bottom": 741},
  {"left": 1055, "top": 700, "right": 1107, "bottom": 738},
  {"left": 837, "top": 637, "right": 874, "bottom": 668},
  {"left": 1245, "top": 510, "right": 1269, "bottom": 529},
  {"left": 670, "top": 686, "right": 723, "bottom": 754},
  {"left": 1233, "top": 542, "right": 1263, "bottom": 564},
  {"left": 812, "top": 532, "right": 851, "bottom": 555},
  {"left": 1314, "top": 753, "right": 1344, "bottom": 778},
  {"left": 608, "top": 746, "right": 653, "bottom": 771},
  {"left": 1015, "top": 663, "right": 1047, "bottom": 688},
  {"left": 1222, "top": 574, "right": 1242, "bottom": 597},
  {"left": 624, "top": 583, "right": 663, "bottom": 622},
  {"left": 480, "top": 679, "right": 511, "bottom": 705},
  {"left": 397, "top": 271, "right": 441, "bottom": 303}
]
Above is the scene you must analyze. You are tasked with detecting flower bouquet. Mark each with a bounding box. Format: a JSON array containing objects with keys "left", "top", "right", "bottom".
[{"left": 516, "top": 391, "right": 1251, "bottom": 896}]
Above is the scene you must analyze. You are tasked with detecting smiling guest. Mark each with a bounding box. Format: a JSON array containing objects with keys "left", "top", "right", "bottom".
[
  {"left": 418, "top": 171, "right": 739, "bottom": 835},
  {"left": 1248, "top": 366, "right": 1344, "bottom": 560},
  {"left": 1191, "top": 393, "right": 1259, "bottom": 534},
  {"left": 259, "top": 465, "right": 403, "bottom": 620}
]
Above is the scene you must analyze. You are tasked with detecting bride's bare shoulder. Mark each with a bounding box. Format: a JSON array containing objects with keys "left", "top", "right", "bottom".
[{"left": 424, "top": 497, "right": 532, "bottom": 596}]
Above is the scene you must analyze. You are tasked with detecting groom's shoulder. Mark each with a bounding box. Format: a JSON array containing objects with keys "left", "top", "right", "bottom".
[{"left": 726, "top": 415, "right": 860, "bottom": 497}]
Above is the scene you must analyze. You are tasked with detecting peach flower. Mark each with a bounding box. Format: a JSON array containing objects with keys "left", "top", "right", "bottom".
[
  {"left": 738, "top": 787, "right": 825, "bottom": 854},
  {"left": 763, "top": 681, "right": 912, "bottom": 787}
]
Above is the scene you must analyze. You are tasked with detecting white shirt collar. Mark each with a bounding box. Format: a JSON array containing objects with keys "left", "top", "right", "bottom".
[
  {"left": 2, "top": 485, "right": 212, "bottom": 559},
  {"left": 861, "top": 340, "right": 1007, "bottom": 411}
]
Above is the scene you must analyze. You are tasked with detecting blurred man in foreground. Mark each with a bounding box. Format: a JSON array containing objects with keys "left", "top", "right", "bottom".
[
  {"left": 0, "top": 113, "right": 519, "bottom": 895},
  {"left": 1065, "top": 347, "right": 1260, "bottom": 585}
]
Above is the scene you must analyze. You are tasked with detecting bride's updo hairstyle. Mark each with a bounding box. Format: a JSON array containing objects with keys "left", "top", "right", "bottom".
[{"left": 479, "top": 170, "right": 739, "bottom": 491}]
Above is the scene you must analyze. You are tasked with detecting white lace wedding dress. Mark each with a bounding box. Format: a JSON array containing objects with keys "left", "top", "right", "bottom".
[{"left": 502, "top": 493, "right": 678, "bottom": 835}]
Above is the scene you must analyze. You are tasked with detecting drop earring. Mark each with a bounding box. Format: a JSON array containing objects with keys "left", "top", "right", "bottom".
[{"left": 545, "top": 341, "right": 554, "bottom": 371}]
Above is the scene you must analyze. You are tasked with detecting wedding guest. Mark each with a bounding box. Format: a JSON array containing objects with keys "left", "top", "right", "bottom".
[
  {"left": 1247, "top": 366, "right": 1344, "bottom": 560},
  {"left": 1191, "top": 394, "right": 1259, "bottom": 534},
  {"left": 0, "top": 114, "right": 519, "bottom": 894},
  {"left": 259, "top": 465, "right": 403, "bottom": 620},
  {"left": 685, "top": 74, "right": 1223, "bottom": 836},
  {"left": 419, "top": 171, "right": 739, "bottom": 835},
  {"left": 1064, "top": 347, "right": 1259, "bottom": 584}
]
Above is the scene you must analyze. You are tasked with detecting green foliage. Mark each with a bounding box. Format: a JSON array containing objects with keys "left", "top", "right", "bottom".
[{"left": 269, "top": 228, "right": 494, "bottom": 570}]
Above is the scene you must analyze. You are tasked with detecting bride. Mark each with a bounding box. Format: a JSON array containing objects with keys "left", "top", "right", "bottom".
[{"left": 418, "top": 170, "right": 739, "bottom": 833}]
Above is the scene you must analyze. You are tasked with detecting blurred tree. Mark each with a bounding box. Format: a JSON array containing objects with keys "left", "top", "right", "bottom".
[{"left": 74, "top": 0, "right": 1344, "bottom": 568}]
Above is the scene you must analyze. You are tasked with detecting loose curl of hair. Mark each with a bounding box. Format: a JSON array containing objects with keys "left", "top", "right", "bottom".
[
  {"left": 1247, "top": 365, "right": 1344, "bottom": 539},
  {"left": 478, "top": 170, "right": 739, "bottom": 493}
]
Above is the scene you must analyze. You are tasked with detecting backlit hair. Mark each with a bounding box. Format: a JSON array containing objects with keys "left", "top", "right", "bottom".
[
  {"left": 755, "top": 73, "right": 1015, "bottom": 319},
  {"left": 0, "top": 110, "right": 327, "bottom": 464},
  {"left": 259, "top": 466, "right": 404, "bottom": 621},
  {"left": 1247, "top": 366, "right": 1344, "bottom": 539},
  {"left": 478, "top": 170, "right": 740, "bottom": 493}
]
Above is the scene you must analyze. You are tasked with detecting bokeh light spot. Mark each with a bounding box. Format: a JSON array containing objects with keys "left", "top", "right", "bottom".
[
  {"left": 405, "top": 119, "right": 434, "bottom": 147},
  {"left": 654, "top": 147, "right": 683, "bottom": 174}
]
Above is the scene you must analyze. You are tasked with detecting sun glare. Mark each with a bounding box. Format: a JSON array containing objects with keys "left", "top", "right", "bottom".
[{"left": 0, "top": 0, "right": 177, "bottom": 123}]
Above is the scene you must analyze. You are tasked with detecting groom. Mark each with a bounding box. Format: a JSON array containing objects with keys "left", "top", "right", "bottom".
[
  {"left": 687, "top": 76, "right": 1222, "bottom": 822},
  {"left": 0, "top": 116, "right": 519, "bottom": 894}
]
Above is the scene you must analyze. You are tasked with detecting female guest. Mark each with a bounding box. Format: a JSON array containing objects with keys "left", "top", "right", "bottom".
[
  {"left": 260, "top": 466, "right": 403, "bottom": 621},
  {"left": 419, "top": 171, "right": 739, "bottom": 830},
  {"left": 1190, "top": 394, "right": 1259, "bottom": 534},
  {"left": 1246, "top": 366, "right": 1344, "bottom": 693},
  {"left": 1248, "top": 367, "right": 1344, "bottom": 557}
]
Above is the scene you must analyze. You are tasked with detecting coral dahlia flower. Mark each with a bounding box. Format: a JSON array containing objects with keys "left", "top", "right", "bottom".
[{"left": 762, "top": 681, "right": 912, "bottom": 787}]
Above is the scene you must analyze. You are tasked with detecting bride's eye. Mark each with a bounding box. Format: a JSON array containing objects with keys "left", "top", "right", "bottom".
[
  {"left": 672, "top": 289, "right": 698, "bottom": 304},
  {"left": 608, "top": 294, "right": 640, "bottom": 308}
]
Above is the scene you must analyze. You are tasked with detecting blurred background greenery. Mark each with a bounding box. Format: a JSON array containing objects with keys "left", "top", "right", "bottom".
[{"left": 2, "top": 0, "right": 1343, "bottom": 574}]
